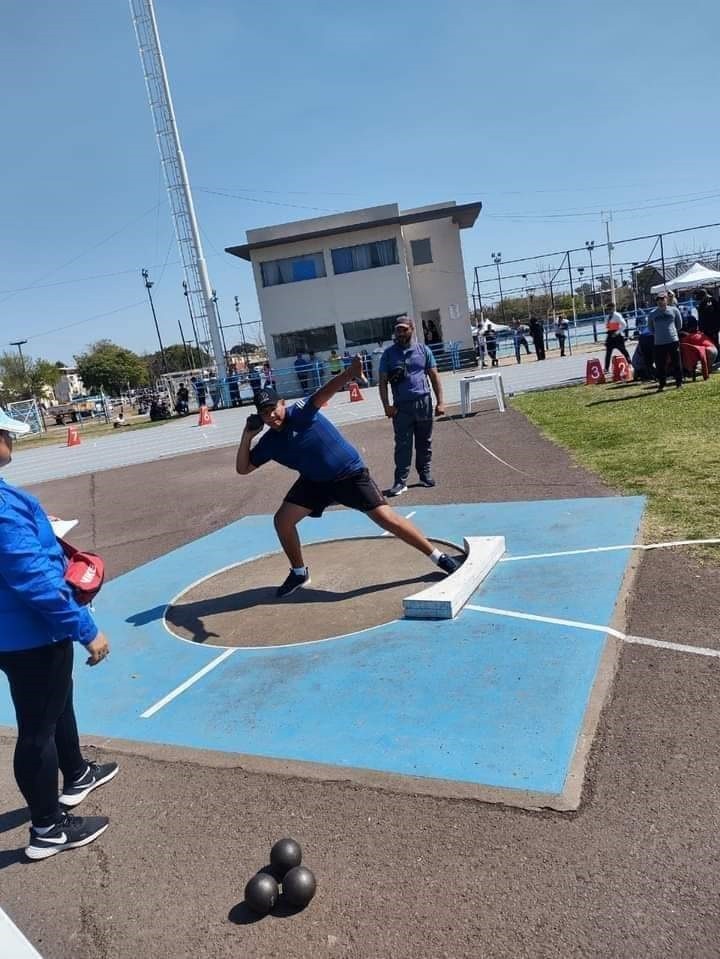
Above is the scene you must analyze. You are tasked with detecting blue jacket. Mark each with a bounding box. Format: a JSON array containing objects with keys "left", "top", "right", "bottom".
[{"left": 0, "top": 480, "right": 98, "bottom": 652}]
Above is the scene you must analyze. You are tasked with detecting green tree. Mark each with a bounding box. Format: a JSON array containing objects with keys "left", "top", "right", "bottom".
[
  {"left": 0, "top": 352, "right": 60, "bottom": 402},
  {"left": 28, "top": 360, "right": 61, "bottom": 396},
  {"left": 75, "top": 340, "right": 148, "bottom": 395},
  {"left": 0, "top": 352, "right": 27, "bottom": 402},
  {"left": 143, "top": 343, "right": 212, "bottom": 381}
]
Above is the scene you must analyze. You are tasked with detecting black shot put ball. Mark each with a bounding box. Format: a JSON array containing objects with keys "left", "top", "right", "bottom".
[
  {"left": 282, "top": 865, "right": 317, "bottom": 908},
  {"left": 244, "top": 871, "right": 279, "bottom": 915},
  {"left": 269, "top": 837, "right": 302, "bottom": 878}
]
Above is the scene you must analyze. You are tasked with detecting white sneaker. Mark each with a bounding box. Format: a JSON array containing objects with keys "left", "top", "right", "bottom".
[{"left": 387, "top": 482, "right": 408, "bottom": 497}]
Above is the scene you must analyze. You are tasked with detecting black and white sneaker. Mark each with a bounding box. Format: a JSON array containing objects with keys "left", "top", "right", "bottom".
[
  {"left": 418, "top": 475, "right": 436, "bottom": 488},
  {"left": 276, "top": 568, "right": 310, "bottom": 598},
  {"left": 387, "top": 482, "right": 408, "bottom": 497},
  {"left": 26, "top": 813, "right": 109, "bottom": 861},
  {"left": 437, "top": 554, "right": 459, "bottom": 575},
  {"left": 59, "top": 761, "right": 119, "bottom": 808}
]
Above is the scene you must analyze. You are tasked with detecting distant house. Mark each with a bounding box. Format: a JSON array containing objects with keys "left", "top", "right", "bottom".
[{"left": 225, "top": 200, "right": 481, "bottom": 368}]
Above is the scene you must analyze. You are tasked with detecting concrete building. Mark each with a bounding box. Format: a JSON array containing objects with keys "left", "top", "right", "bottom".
[
  {"left": 54, "top": 368, "right": 85, "bottom": 404},
  {"left": 226, "top": 200, "right": 481, "bottom": 369}
]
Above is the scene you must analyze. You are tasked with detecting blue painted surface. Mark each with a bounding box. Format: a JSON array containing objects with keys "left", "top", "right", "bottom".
[{"left": 0, "top": 497, "right": 645, "bottom": 794}]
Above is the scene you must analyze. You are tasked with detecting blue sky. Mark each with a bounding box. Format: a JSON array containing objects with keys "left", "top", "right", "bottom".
[{"left": 2, "top": 0, "right": 719, "bottom": 363}]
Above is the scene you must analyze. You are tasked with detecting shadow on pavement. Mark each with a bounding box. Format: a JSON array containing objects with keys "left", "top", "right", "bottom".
[
  {"left": 0, "top": 805, "right": 29, "bottom": 834},
  {"left": 163, "top": 572, "right": 441, "bottom": 644}
]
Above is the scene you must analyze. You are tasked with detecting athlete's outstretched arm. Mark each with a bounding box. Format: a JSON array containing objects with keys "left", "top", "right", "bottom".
[{"left": 311, "top": 354, "right": 363, "bottom": 409}]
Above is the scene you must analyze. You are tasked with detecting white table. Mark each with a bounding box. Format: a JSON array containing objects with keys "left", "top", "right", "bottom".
[{"left": 459, "top": 372, "right": 506, "bottom": 416}]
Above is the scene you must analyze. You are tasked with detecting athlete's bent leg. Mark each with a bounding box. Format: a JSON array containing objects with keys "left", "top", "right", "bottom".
[
  {"left": 273, "top": 501, "right": 312, "bottom": 568},
  {"left": 366, "top": 504, "right": 434, "bottom": 556}
]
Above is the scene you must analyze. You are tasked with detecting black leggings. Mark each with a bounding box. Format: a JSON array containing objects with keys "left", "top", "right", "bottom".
[
  {"left": 654, "top": 342, "right": 682, "bottom": 388},
  {"left": 0, "top": 640, "right": 85, "bottom": 827},
  {"left": 604, "top": 333, "right": 631, "bottom": 372}
]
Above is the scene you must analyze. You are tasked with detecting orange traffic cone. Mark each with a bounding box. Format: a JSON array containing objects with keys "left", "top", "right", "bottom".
[
  {"left": 66, "top": 426, "right": 81, "bottom": 447},
  {"left": 198, "top": 405, "right": 213, "bottom": 426},
  {"left": 585, "top": 358, "right": 605, "bottom": 385},
  {"left": 612, "top": 355, "right": 633, "bottom": 382},
  {"left": 348, "top": 382, "right": 364, "bottom": 403}
]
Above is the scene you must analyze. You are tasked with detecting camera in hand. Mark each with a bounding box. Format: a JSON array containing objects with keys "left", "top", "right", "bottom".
[
  {"left": 247, "top": 413, "right": 263, "bottom": 430},
  {"left": 388, "top": 364, "right": 407, "bottom": 386}
]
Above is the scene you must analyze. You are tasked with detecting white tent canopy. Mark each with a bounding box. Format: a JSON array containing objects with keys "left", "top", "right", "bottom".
[{"left": 650, "top": 261, "right": 720, "bottom": 294}]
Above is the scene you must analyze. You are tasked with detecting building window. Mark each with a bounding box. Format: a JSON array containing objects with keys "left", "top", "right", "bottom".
[
  {"left": 260, "top": 252, "right": 326, "bottom": 287},
  {"left": 272, "top": 325, "right": 338, "bottom": 359},
  {"left": 331, "top": 239, "right": 399, "bottom": 275},
  {"left": 410, "top": 238, "right": 433, "bottom": 266},
  {"left": 342, "top": 314, "right": 403, "bottom": 348}
]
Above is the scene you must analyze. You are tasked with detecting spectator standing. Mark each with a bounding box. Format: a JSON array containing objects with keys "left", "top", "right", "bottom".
[
  {"left": 192, "top": 376, "right": 207, "bottom": 408},
  {"left": 294, "top": 351, "right": 311, "bottom": 395},
  {"left": 484, "top": 324, "right": 498, "bottom": 367},
  {"left": 554, "top": 315, "right": 568, "bottom": 357},
  {"left": 649, "top": 292, "right": 683, "bottom": 391},
  {"left": 248, "top": 365, "right": 262, "bottom": 398},
  {"left": 0, "top": 410, "right": 118, "bottom": 861},
  {"left": 697, "top": 290, "right": 720, "bottom": 349},
  {"left": 262, "top": 361, "right": 276, "bottom": 389},
  {"left": 308, "top": 352, "right": 323, "bottom": 391},
  {"left": 378, "top": 316, "right": 446, "bottom": 496},
  {"left": 528, "top": 316, "right": 546, "bottom": 360},
  {"left": 328, "top": 350, "right": 343, "bottom": 376},
  {"left": 511, "top": 321, "right": 531, "bottom": 364},
  {"left": 473, "top": 321, "right": 487, "bottom": 368},
  {"left": 603, "top": 302, "right": 632, "bottom": 373}
]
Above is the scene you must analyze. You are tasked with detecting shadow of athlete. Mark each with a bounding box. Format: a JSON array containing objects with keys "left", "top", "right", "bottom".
[{"left": 236, "top": 355, "right": 460, "bottom": 599}]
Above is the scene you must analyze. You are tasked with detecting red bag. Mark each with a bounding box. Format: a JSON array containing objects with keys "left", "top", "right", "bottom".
[{"left": 58, "top": 539, "right": 105, "bottom": 606}]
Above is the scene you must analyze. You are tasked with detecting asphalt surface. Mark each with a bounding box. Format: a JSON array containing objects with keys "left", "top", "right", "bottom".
[{"left": 1, "top": 404, "right": 719, "bottom": 959}]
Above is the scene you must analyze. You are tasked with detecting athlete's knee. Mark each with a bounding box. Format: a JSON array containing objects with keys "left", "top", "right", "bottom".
[
  {"left": 273, "top": 505, "right": 297, "bottom": 533},
  {"left": 370, "top": 505, "right": 399, "bottom": 531}
]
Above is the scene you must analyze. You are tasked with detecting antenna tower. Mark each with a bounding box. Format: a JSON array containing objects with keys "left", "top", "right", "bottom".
[{"left": 129, "top": 0, "right": 225, "bottom": 375}]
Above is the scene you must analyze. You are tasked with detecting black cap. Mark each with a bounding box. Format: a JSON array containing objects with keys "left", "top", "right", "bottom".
[{"left": 254, "top": 387, "right": 280, "bottom": 410}]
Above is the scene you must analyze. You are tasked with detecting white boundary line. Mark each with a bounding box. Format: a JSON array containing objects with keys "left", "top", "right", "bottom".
[
  {"left": 140, "top": 648, "right": 236, "bottom": 718},
  {"left": 466, "top": 604, "right": 720, "bottom": 659},
  {"left": 0, "top": 907, "right": 43, "bottom": 958},
  {"left": 500, "top": 537, "right": 720, "bottom": 563}
]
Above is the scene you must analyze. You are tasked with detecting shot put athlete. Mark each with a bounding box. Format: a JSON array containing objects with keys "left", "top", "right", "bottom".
[{"left": 235, "top": 355, "right": 459, "bottom": 598}]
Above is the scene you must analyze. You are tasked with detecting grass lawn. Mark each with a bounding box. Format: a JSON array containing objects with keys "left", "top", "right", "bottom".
[{"left": 512, "top": 375, "right": 720, "bottom": 547}]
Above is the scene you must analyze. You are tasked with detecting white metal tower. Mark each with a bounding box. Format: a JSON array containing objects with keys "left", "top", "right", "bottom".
[{"left": 129, "top": 0, "right": 225, "bottom": 376}]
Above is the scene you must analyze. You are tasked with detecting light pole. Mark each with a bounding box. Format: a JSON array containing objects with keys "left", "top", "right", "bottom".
[
  {"left": 211, "top": 290, "right": 230, "bottom": 370},
  {"left": 631, "top": 262, "right": 639, "bottom": 314},
  {"left": 604, "top": 216, "right": 616, "bottom": 303},
  {"left": 141, "top": 269, "right": 169, "bottom": 375},
  {"left": 522, "top": 274, "right": 531, "bottom": 320},
  {"left": 585, "top": 240, "right": 597, "bottom": 312},
  {"left": 577, "top": 266, "right": 586, "bottom": 309},
  {"left": 182, "top": 280, "right": 203, "bottom": 369},
  {"left": 9, "top": 339, "right": 29, "bottom": 400},
  {"left": 233, "top": 297, "right": 251, "bottom": 372},
  {"left": 10, "top": 339, "right": 28, "bottom": 378},
  {"left": 491, "top": 252, "right": 506, "bottom": 323}
]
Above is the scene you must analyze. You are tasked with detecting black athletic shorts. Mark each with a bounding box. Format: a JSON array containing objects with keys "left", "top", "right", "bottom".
[{"left": 284, "top": 468, "right": 386, "bottom": 518}]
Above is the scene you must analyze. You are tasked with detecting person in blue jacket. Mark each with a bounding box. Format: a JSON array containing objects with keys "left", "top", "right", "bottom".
[{"left": 0, "top": 409, "right": 118, "bottom": 861}]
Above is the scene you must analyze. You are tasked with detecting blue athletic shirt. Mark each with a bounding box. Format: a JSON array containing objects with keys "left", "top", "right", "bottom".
[
  {"left": 378, "top": 342, "right": 436, "bottom": 404},
  {"left": 249, "top": 399, "right": 365, "bottom": 482},
  {"left": 0, "top": 480, "right": 98, "bottom": 652}
]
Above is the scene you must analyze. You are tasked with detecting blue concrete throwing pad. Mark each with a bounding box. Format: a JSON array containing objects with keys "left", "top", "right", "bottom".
[{"left": 0, "top": 497, "right": 644, "bottom": 808}]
